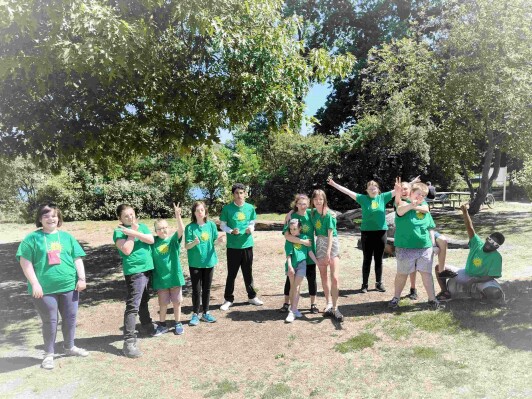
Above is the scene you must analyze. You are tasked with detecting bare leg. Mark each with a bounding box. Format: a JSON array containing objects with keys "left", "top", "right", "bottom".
[
  {"left": 290, "top": 275, "right": 305, "bottom": 311},
  {"left": 317, "top": 259, "right": 331, "bottom": 305},
  {"left": 409, "top": 271, "right": 416, "bottom": 289},
  {"left": 158, "top": 294, "right": 168, "bottom": 323},
  {"left": 436, "top": 236, "right": 448, "bottom": 273},
  {"left": 434, "top": 265, "right": 448, "bottom": 293},
  {"left": 394, "top": 273, "right": 409, "bottom": 298},
  {"left": 329, "top": 256, "right": 340, "bottom": 309},
  {"left": 420, "top": 271, "right": 436, "bottom": 301}
]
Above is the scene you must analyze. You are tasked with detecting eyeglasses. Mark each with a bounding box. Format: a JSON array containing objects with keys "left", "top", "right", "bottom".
[{"left": 486, "top": 236, "right": 500, "bottom": 248}]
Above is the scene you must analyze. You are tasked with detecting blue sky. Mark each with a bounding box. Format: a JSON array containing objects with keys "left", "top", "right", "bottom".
[{"left": 220, "top": 82, "right": 330, "bottom": 142}]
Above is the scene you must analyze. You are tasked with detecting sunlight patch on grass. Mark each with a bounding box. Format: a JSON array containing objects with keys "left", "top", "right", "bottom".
[
  {"left": 409, "top": 311, "right": 460, "bottom": 334},
  {"left": 261, "top": 383, "right": 291, "bottom": 399},
  {"left": 382, "top": 317, "right": 413, "bottom": 340},
  {"left": 471, "top": 308, "right": 503, "bottom": 318},
  {"left": 411, "top": 346, "right": 440, "bottom": 359},
  {"left": 204, "top": 379, "right": 239, "bottom": 398},
  {"left": 334, "top": 333, "right": 380, "bottom": 353}
]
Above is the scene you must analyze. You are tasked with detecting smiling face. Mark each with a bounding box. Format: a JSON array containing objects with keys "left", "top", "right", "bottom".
[
  {"left": 40, "top": 209, "right": 59, "bottom": 233},
  {"left": 119, "top": 207, "right": 136, "bottom": 226},
  {"left": 296, "top": 197, "right": 309, "bottom": 214},
  {"left": 409, "top": 188, "right": 426, "bottom": 203},
  {"left": 366, "top": 181, "right": 380, "bottom": 198},
  {"left": 401, "top": 183, "right": 411, "bottom": 199},
  {"left": 483, "top": 234, "right": 502, "bottom": 253},
  {"left": 154, "top": 220, "right": 170, "bottom": 239},
  {"left": 289, "top": 223, "right": 301, "bottom": 236}
]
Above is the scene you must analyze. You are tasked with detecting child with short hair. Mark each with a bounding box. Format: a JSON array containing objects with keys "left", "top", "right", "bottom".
[
  {"left": 389, "top": 179, "right": 440, "bottom": 310},
  {"left": 185, "top": 201, "right": 225, "bottom": 326},
  {"left": 284, "top": 218, "right": 318, "bottom": 323},
  {"left": 152, "top": 203, "right": 186, "bottom": 336},
  {"left": 113, "top": 204, "right": 155, "bottom": 358}
]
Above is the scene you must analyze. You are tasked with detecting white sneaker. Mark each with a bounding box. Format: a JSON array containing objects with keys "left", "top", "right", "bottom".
[
  {"left": 248, "top": 297, "right": 264, "bottom": 306},
  {"left": 293, "top": 309, "right": 303, "bottom": 318},
  {"left": 285, "top": 311, "right": 295, "bottom": 323},
  {"left": 41, "top": 354, "right": 54, "bottom": 370},
  {"left": 220, "top": 301, "right": 233, "bottom": 311},
  {"left": 64, "top": 346, "right": 89, "bottom": 357}
]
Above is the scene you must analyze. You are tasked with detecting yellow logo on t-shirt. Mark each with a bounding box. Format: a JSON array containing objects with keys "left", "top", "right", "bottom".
[
  {"left": 315, "top": 220, "right": 322, "bottom": 230},
  {"left": 416, "top": 211, "right": 425, "bottom": 219},
  {"left": 236, "top": 212, "right": 246, "bottom": 221},
  {"left": 473, "top": 258, "right": 482, "bottom": 267},
  {"left": 157, "top": 243, "right": 169, "bottom": 254},
  {"left": 50, "top": 242, "right": 62, "bottom": 252},
  {"left": 301, "top": 224, "right": 310, "bottom": 233},
  {"left": 200, "top": 232, "right": 210, "bottom": 242},
  {"left": 371, "top": 201, "right": 378, "bottom": 209},
  {"left": 294, "top": 243, "right": 302, "bottom": 250}
]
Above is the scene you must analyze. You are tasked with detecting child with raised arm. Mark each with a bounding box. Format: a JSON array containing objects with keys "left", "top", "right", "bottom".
[
  {"left": 389, "top": 179, "right": 440, "bottom": 310},
  {"left": 311, "top": 189, "right": 343, "bottom": 322},
  {"left": 151, "top": 203, "right": 186, "bottom": 336},
  {"left": 284, "top": 219, "right": 318, "bottom": 322},
  {"left": 185, "top": 201, "right": 225, "bottom": 326},
  {"left": 281, "top": 194, "right": 319, "bottom": 314},
  {"left": 113, "top": 204, "right": 155, "bottom": 358}
]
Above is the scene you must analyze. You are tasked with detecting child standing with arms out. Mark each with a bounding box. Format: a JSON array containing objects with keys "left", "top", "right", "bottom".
[
  {"left": 389, "top": 179, "right": 440, "bottom": 310},
  {"left": 311, "top": 189, "right": 343, "bottom": 322},
  {"left": 281, "top": 194, "right": 319, "bottom": 314},
  {"left": 152, "top": 203, "right": 186, "bottom": 336},
  {"left": 113, "top": 204, "right": 155, "bottom": 358},
  {"left": 185, "top": 201, "right": 225, "bottom": 326},
  {"left": 284, "top": 219, "right": 318, "bottom": 323}
]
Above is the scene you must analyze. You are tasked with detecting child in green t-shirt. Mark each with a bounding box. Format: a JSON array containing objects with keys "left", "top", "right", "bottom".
[
  {"left": 151, "top": 203, "right": 186, "bottom": 336},
  {"left": 113, "top": 204, "right": 156, "bottom": 358},
  {"left": 284, "top": 219, "right": 318, "bottom": 323},
  {"left": 185, "top": 201, "right": 225, "bottom": 326}
]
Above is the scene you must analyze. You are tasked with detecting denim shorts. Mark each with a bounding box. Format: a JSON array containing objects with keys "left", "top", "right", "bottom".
[{"left": 287, "top": 260, "right": 307, "bottom": 277}]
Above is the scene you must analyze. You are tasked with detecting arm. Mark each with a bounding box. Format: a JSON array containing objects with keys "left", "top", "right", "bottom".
[
  {"left": 220, "top": 221, "right": 238, "bottom": 235},
  {"left": 326, "top": 228, "right": 333, "bottom": 262},
  {"left": 396, "top": 200, "right": 419, "bottom": 216},
  {"left": 19, "top": 257, "right": 43, "bottom": 298},
  {"left": 185, "top": 236, "right": 201, "bottom": 250},
  {"left": 174, "top": 203, "right": 185, "bottom": 239},
  {"left": 115, "top": 237, "right": 135, "bottom": 256},
  {"left": 309, "top": 250, "right": 318, "bottom": 264},
  {"left": 460, "top": 204, "right": 475, "bottom": 239},
  {"left": 74, "top": 258, "right": 87, "bottom": 292},
  {"left": 117, "top": 224, "right": 154, "bottom": 245},
  {"left": 416, "top": 204, "right": 430, "bottom": 213},
  {"left": 283, "top": 231, "right": 311, "bottom": 247},
  {"left": 286, "top": 256, "right": 295, "bottom": 276},
  {"left": 245, "top": 220, "right": 255, "bottom": 235},
  {"left": 394, "top": 177, "right": 402, "bottom": 206},
  {"left": 327, "top": 178, "right": 357, "bottom": 201},
  {"left": 391, "top": 176, "right": 420, "bottom": 197}
]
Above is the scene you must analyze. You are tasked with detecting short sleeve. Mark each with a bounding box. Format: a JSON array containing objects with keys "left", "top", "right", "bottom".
[
  {"left": 16, "top": 238, "right": 35, "bottom": 263},
  {"left": 113, "top": 228, "right": 127, "bottom": 243},
  {"left": 70, "top": 235, "right": 86, "bottom": 258},
  {"left": 211, "top": 221, "right": 218, "bottom": 241},
  {"left": 382, "top": 191, "right": 393, "bottom": 203},
  {"left": 185, "top": 224, "right": 194, "bottom": 243},
  {"left": 249, "top": 206, "right": 257, "bottom": 221}
]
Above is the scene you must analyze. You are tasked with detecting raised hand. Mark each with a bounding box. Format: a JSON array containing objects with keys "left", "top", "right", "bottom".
[
  {"left": 394, "top": 176, "right": 402, "bottom": 194},
  {"left": 173, "top": 202, "right": 182, "bottom": 216}
]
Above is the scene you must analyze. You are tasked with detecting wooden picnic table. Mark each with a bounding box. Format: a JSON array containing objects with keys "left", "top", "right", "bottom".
[{"left": 429, "top": 191, "right": 472, "bottom": 209}]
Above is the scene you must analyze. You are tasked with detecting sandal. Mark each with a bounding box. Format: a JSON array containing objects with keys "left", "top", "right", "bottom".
[
  {"left": 436, "top": 291, "right": 452, "bottom": 301},
  {"left": 310, "top": 304, "right": 319, "bottom": 314},
  {"left": 278, "top": 303, "right": 290, "bottom": 313}
]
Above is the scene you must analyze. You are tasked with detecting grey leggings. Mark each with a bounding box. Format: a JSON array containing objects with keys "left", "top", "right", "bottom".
[{"left": 33, "top": 290, "right": 79, "bottom": 354}]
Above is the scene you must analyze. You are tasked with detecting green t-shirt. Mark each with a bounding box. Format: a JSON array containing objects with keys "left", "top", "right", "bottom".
[
  {"left": 310, "top": 209, "right": 338, "bottom": 237},
  {"left": 356, "top": 191, "right": 393, "bottom": 231},
  {"left": 113, "top": 223, "right": 154, "bottom": 276},
  {"left": 151, "top": 233, "right": 185, "bottom": 290},
  {"left": 465, "top": 234, "right": 502, "bottom": 278},
  {"left": 394, "top": 201, "right": 435, "bottom": 248},
  {"left": 282, "top": 209, "right": 316, "bottom": 265},
  {"left": 220, "top": 202, "right": 256, "bottom": 249},
  {"left": 185, "top": 220, "right": 219, "bottom": 268},
  {"left": 284, "top": 240, "right": 309, "bottom": 273},
  {"left": 16, "top": 230, "right": 86, "bottom": 295}
]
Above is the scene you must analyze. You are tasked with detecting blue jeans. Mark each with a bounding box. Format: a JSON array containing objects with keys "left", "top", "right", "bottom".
[
  {"left": 124, "top": 271, "right": 153, "bottom": 340},
  {"left": 33, "top": 290, "right": 79, "bottom": 354}
]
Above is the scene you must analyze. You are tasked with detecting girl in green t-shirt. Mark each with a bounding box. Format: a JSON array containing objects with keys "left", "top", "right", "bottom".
[
  {"left": 185, "top": 201, "right": 225, "bottom": 326},
  {"left": 16, "top": 203, "right": 89, "bottom": 370},
  {"left": 151, "top": 203, "right": 186, "bottom": 336},
  {"left": 311, "top": 189, "right": 343, "bottom": 322}
]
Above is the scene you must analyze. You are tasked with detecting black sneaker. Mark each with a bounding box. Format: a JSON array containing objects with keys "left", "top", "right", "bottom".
[
  {"left": 361, "top": 284, "right": 368, "bottom": 293},
  {"left": 375, "top": 282, "right": 386, "bottom": 292},
  {"left": 310, "top": 304, "right": 320, "bottom": 314},
  {"left": 428, "top": 300, "right": 443, "bottom": 310},
  {"left": 334, "top": 308, "right": 344, "bottom": 322},
  {"left": 408, "top": 288, "right": 418, "bottom": 300},
  {"left": 122, "top": 338, "right": 141, "bottom": 358},
  {"left": 140, "top": 322, "right": 157, "bottom": 336},
  {"left": 438, "top": 270, "right": 458, "bottom": 278},
  {"left": 278, "top": 303, "right": 290, "bottom": 313},
  {"left": 388, "top": 297, "right": 400, "bottom": 309}
]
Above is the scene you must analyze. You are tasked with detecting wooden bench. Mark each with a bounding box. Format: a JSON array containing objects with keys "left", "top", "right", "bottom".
[{"left": 427, "top": 193, "right": 450, "bottom": 208}]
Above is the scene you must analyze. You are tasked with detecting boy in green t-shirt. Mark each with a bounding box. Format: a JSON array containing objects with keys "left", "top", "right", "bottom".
[
  {"left": 435, "top": 204, "right": 505, "bottom": 301},
  {"left": 113, "top": 204, "right": 156, "bottom": 358},
  {"left": 219, "top": 183, "right": 263, "bottom": 311},
  {"left": 151, "top": 203, "right": 186, "bottom": 337}
]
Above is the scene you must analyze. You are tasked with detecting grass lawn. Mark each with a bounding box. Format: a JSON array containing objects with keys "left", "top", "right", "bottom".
[{"left": 0, "top": 203, "right": 531, "bottom": 398}]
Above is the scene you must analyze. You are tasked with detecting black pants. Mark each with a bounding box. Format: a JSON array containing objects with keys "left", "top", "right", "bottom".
[
  {"left": 283, "top": 263, "right": 317, "bottom": 297},
  {"left": 224, "top": 247, "right": 257, "bottom": 302},
  {"left": 124, "top": 271, "right": 152, "bottom": 340},
  {"left": 360, "top": 230, "right": 387, "bottom": 286},
  {"left": 190, "top": 267, "right": 214, "bottom": 314}
]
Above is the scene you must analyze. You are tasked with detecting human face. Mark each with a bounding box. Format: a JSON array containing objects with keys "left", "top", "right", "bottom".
[
  {"left": 313, "top": 194, "right": 325, "bottom": 209},
  {"left": 194, "top": 204, "right": 206, "bottom": 223},
  {"left": 409, "top": 189, "right": 425, "bottom": 204},
  {"left": 483, "top": 236, "right": 500, "bottom": 253},
  {"left": 40, "top": 209, "right": 59, "bottom": 233},
  {"left": 155, "top": 221, "right": 170, "bottom": 239},
  {"left": 366, "top": 184, "right": 379, "bottom": 198},
  {"left": 289, "top": 224, "right": 301, "bottom": 236},
  {"left": 119, "top": 207, "right": 136, "bottom": 226},
  {"left": 401, "top": 184, "right": 410, "bottom": 199},
  {"left": 233, "top": 189, "right": 246, "bottom": 205},
  {"left": 296, "top": 198, "right": 309, "bottom": 214}
]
